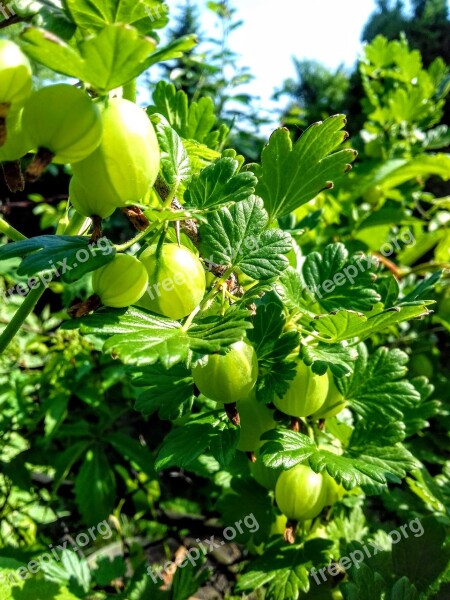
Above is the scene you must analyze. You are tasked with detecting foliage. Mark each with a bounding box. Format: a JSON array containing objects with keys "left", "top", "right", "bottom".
[{"left": 0, "top": 4, "right": 448, "bottom": 600}]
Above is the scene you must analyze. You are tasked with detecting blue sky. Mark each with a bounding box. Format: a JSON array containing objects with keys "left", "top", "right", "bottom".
[
  {"left": 217, "top": 0, "right": 380, "bottom": 105},
  {"left": 164, "top": 0, "right": 449, "bottom": 124}
]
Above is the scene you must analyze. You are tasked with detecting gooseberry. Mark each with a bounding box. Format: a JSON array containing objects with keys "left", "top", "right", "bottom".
[
  {"left": 72, "top": 98, "right": 160, "bottom": 208},
  {"left": 313, "top": 374, "right": 347, "bottom": 419},
  {"left": 22, "top": 84, "right": 102, "bottom": 179},
  {"left": 0, "top": 109, "right": 32, "bottom": 162},
  {"left": 249, "top": 450, "right": 283, "bottom": 491},
  {"left": 275, "top": 463, "right": 327, "bottom": 522},
  {"left": 0, "top": 40, "right": 32, "bottom": 144},
  {"left": 274, "top": 360, "right": 328, "bottom": 418},
  {"left": 69, "top": 176, "right": 117, "bottom": 220},
  {"left": 92, "top": 254, "right": 149, "bottom": 308},
  {"left": 236, "top": 391, "right": 276, "bottom": 452},
  {"left": 138, "top": 243, "right": 206, "bottom": 320},
  {"left": 192, "top": 340, "right": 258, "bottom": 404}
]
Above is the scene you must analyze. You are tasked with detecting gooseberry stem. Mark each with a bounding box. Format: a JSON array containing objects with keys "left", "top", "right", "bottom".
[
  {"left": 0, "top": 217, "right": 87, "bottom": 355},
  {"left": 0, "top": 284, "right": 45, "bottom": 355},
  {"left": 115, "top": 222, "right": 160, "bottom": 252},
  {"left": 0, "top": 217, "right": 27, "bottom": 241}
]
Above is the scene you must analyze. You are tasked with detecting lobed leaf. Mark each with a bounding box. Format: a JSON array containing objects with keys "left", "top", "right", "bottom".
[{"left": 256, "top": 116, "right": 357, "bottom": 221}]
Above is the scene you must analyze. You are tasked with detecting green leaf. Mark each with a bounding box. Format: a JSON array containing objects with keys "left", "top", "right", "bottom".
[
  {"left": 152, "top": 114, "right": 191, "bottom": 196},
  {"left": 19, "top": 27, "right": 84, "bottom": 79},
  {"left": 379, "top": 154, "right": 450, "bottom": 188},
  {"left": 311, "top": 302, "right": 433, "bottom": 343},
  {"left": 302, "top": 243, "right": 381, "bottom": 312},
  {"left": 342, "top": 563, "right": 387, "bottom": 600},
  {"left": 248, "top": 302, "right": 299, "bottom": 403},
  {"left": 132, "top": 363, "right": 194, "bottom": 420},
  {"left": 256, "top": 116, "right": 357, "bottom": 221},
  {"left": 40, "top": 550, "right": 91, "bottom": 595},
  {"left": 402, "top": 271, "right": 442, "bottom": 303},
  {"left": 143, "top": 34, "right": 198, "bottom": 69},
  {"left": 68, "top": 306, "right": 251, "bottom": 368},
  {"left": 77, "top": 25, "right": 157, "bottom": 92},
  {"left": 199, "top": 197, "right": 292, "bottom": 279},
  {"left": 236, "top": 538, "right": 333, "bottom": 597},
  {"left": 392, "top": 517, "right": 450, "bottom": 594},
  {"left": 171, "top": 559, "right": 209, "bottom": 600},
  {"left": 260, "top": 429, "right": 317, "bottom": 469},
  {"left": 147, "top": 81, "right": 228, "bottom": 149},
  {"left": 339, "top": 344, "right": 422, "bottom": 424},
  {"left": 74, "top": 447, "right": 116, "bottom": 525},
  {"left": 260, "top": 429, "right": 416, "bottom": 489},
  {"left": 63, "top": 0, "right": 169, "bottom": 33},
  {"left": 401, "top": 377, "right": 438, "bottom": 437},
  {"left": 0, "top": 235, "right": 115, "bottom": 282},
  {"left": 21, "top": 25, "right": 158, "bottom": 93},
  {"left": 93, "top": 556, "right": 127, "bottom": 588},
  {"left": 14, "top": 0, "right": 76, "bottom": 40},
  {"left": 217, "top": 478, "right": 274, "bottom": 545},
  {"left": 301, "top": 343, "right": 358, "bottom": 377},
  {"left": 350, "top": 421, "right": 406, "bottom": 447},
  {"left": 108, "top": 432, "right": 154, "bottom": 478},
  {"left": 424, "top": 125, "right": 450, "bottom": 150},
  {"left": 184, "top": 157, "right": 257, "bottom": 210},
  {"left": 155, "top": 411, "right": 239, "bottom": 470},
  {"left": 389, "top": 577, "right": 419, "bottom": 600}
]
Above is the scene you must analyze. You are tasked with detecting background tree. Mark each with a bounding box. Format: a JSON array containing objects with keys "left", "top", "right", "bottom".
[
  {"left": 363, "top": 0, "right": 450, "bottom": 65},
  {"left": 274, "top": 59, "right": 350, "bottom": 134},
  {"left": 152, "top": 0, "right": 266, "bottom": 159}
]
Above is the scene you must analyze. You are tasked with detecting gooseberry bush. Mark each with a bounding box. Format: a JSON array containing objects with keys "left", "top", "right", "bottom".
[{"left": 0, "top": 3, "right": 449, "bottom": 600}]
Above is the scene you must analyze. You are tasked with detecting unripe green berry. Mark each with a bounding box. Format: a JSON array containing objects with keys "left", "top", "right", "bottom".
[
  {"left": 92, "top": 254, "right": 149, "bottom": 308},
  {"left": 274, "top": 360, "right": 329, "bottom": 418},
  {"left": 69, "top": 176, "right": 117, "bottom": 220},
  {"left": 0, "top": 109, "right": 32, "bottom": 161},
  {"left": 237, "top": 391, "right": 276, "bottom": 452},
  {"left": 313, "top": 374, "right": 347, "bottom": 419},
  {"left": 192, "top": 340, "right": 258, "bottom": 404},
  {"left": 138, "top": 243, "right": 206, "bottom": 320},
  {"left": 0, "top": 40, "right": 32, "bottom": 110},
  {"left": 275, "top": 464, "right": 327, "bottom": 521},
  {"left": 72, "top": 98, "right": 160, "bottom": 207},
  {"left": 22, "top": 84, "right": 102, "bottom": 164}
]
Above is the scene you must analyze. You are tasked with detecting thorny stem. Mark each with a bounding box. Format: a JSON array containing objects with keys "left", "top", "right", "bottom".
[{"left": 115, "top": 222, "right": 160, "bottom": 252}]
